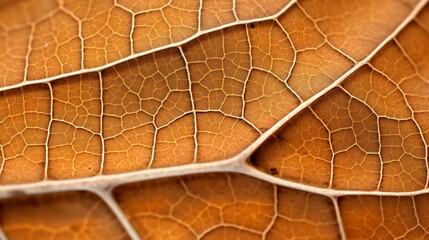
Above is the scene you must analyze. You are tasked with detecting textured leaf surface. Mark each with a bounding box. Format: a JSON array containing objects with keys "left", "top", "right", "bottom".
[
  {"left": 0, "top": 191, "right": 129, "bottom": 240},
  {"left": 113, "top": 173, "right": 340, "bottom": 239},
  {"left": 0, "top": 0, "right": 429, "bottom": 239}
]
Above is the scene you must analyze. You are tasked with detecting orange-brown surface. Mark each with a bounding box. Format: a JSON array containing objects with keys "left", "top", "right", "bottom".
[
  {"left": 252, "top": 4, "right": 429, "bottom": 192},
  {"left": 0, "top": 0, "right": 429, "bottom": 239},
  {"left": 339, "top": 194, "right": 429, "bottom": 239},
  {"left": 113, "top": 173, "right": 340, "bottom": 240},
  {"left": 0, "top": 191, "right": 129, "bottom": 240}
]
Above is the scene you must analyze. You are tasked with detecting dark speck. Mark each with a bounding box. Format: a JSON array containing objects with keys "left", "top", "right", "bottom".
[
  {"left": 269, "top": 168, "right": 279, "bottom": 175},
  {"left": 249, "top": 155, "right": 258, "bottom": 166}
]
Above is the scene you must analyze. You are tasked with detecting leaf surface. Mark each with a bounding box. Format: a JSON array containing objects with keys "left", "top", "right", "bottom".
[{"left": 0, "top": 0, "right": 429, "bottom": 239}]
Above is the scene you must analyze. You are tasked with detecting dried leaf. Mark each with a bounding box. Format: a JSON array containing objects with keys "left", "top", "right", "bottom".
[{"left": 0, "top": 0, "right": 429, "bottom": 239}]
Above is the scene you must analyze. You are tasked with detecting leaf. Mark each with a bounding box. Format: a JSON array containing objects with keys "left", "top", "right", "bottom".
[{"left": 0, "top": 0, "right": 428, "bottom": 239}]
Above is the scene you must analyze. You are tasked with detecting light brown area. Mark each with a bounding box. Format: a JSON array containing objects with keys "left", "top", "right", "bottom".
[
  {"left": 248, "top": 20, "right": 294, "bottom": 80},
  {"left": 48, "top": 73, "right": 102, "bottom": 179},
  {"left": 252, "top": 4, "right": 429, "bottom": 192},
  {"left": 278, "top": 5, "right": 354, "bottom": 100},
  {"left": 312, "top": 89, "right": 379, "bottom": 153},
  {"left": 117, "top": 0, "right": 171, "bottom": 12},
  {"left": 339, "top": 194, "right": 429, "bottom": 239},
  {"left": 0, "top": 2, "right": 429, "bottom": 239},
  {"left": 288, "top": 44, "right": 353, "bottom": 100},
  {"left": 251, "top": 69, "right": 427, "bottom": 191},
  {"left": 0, "top": 17, "right": 371, "bottom": 179},
  {"left": 278, "top": 5, "right": 326, "bottom": 50},
  {"left": 252, "top": 64, "right": 428, "bottom": 191},
  {"left": 48, "top": 122, "right": 102, "bottom": 179},
  {"left": 0, "top": 0, "right": 294, "bottom": 86},
  {"left": 0, "top": 27, "right": 30, "bottom": 87},
  {"left": 379, "top": 118, "right": 426, "bottom": 191},
  {"left": 61, "top": 0, "right": 133, "bottom": 68},
  {"left": 236, "top": 0, "right": 290, "bottom": 20},
  {"left": 251, "top": 109, "right": 332, "bottom": 188},
  {"left": 299, "top": 0, "right": 418, "bottom": 60},
  {"left": 333, "top": 147, "right": 381, "bottom": 191},
  {"left": 371, "top": 16, "right": 429, "bottom": 166},
  {"left": 183, "top": 25, "right": 250, "bottom": 117},
  {"left": 0, "top": 0, "right": 57, "bottom": 86},
  {"left": 27, "top": 11, "right": 81, "bottom": 80},
  {"left": 0, "top": 85, "right": 50, "bottom": 183},
  {"left": 372, "top": 34, "right": 429, "bottom": 144},
  {"left": 267, "top": 188, "right": 340, "bottom": 239},
  {"left": 0, "top": 191, "right": 129, "bottom": 240},
  {"left": 153, "top": 114, "right": 195, "bottom": 167},
  {"left": 196, "top": 113, "right": 259, "bottom": 162},
  {"left": 113, "top": 173, "right": 340, "bottom": 239},
  {"left": 203, "top": 227, "right": 260, "bottom": 240},
  {"left": 51, "top": 74, "right": 101, "bottom": 133},
  {"left": 133, "top": 0, "right": 199, "bottom": 53},
  {"left": 102, "top": 48, "right": 189, "bottom": 173},
  {"left": 312, "top": 88, "right": 380, "bottom": 190},
  {"left": 244, "top": 20, "right": 301, "bottom": 130},
  {"left": 343, "top": 66, "right": 412, "bottom": 119},
  {"left": 244, "top": 69, "right": 299, "bottom": 130},
  {"left": 201, "top": 0, "right": 235, "bottom": 30}
]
